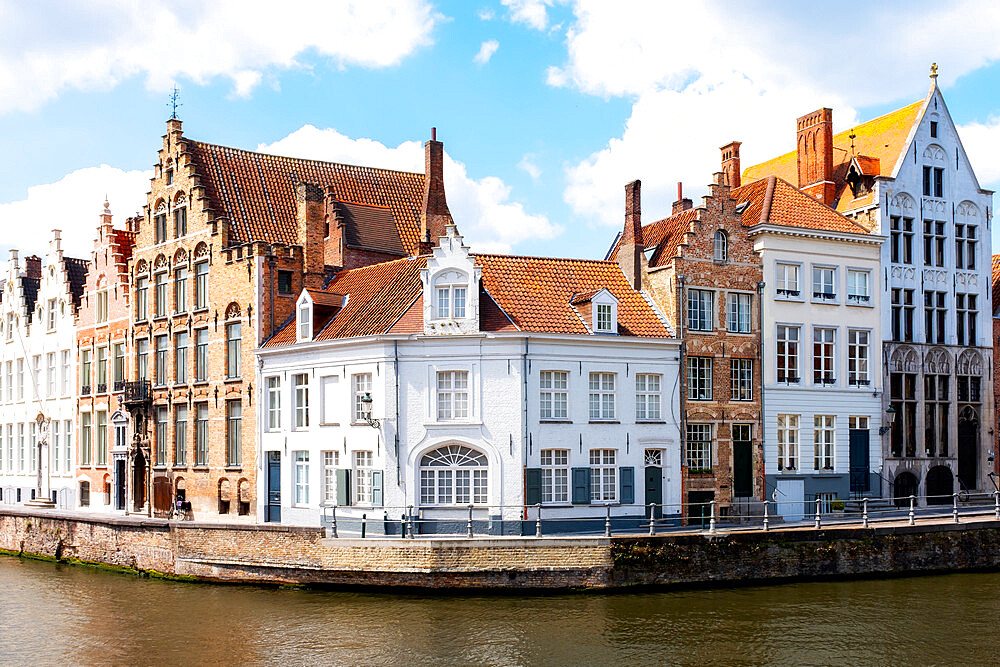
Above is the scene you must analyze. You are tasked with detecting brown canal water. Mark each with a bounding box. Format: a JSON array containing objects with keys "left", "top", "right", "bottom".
[{"left": 0, "top": 556, "right": 997, "bottom": 666}]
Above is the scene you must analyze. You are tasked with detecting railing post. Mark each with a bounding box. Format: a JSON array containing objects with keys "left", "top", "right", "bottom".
[
  {"left": 407, "top": 505, "right": 415, "bottom": 539},
  {"left": 400, "top": 513, "right": 407, "bottom": 539},
  {"left": 814, "top": 497, "right": 821, "bottom": 530},
  {"left": 908, "top": 494, "right": 915, "bottom": 526},
  {"left": 649, "top": 503, "right": 656, "bottom": 536},
  {"left": 361, "top": 513, "right": 367, "bottom": 539},
  {"left": 535, "top": 503, "right": 542, "bottom": 538},
  {"left": 604, "top": 503, "right": 612, "bottom": 538},
  {"left": 995, "top": 491, "right": 999, "bottom": 521},
  {"left": 708, "top": 500, "right": 717, "bottom": 534},
  {"left": 467, "top": 503, "right": 474, "bottom": 538},
  {"left": 762, "top": 500, "right": 769, "bottom": 532},
  {"left": 862, "top": 498, "right": 869, "bottom": 529},
  {"left": 953, "top": 492, "right": 960, "bottom": 524},
  {"left": 331, "top": 505, "right": 338, "bottom": 538}
]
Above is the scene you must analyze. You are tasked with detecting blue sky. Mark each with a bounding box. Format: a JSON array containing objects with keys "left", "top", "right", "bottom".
[{"left": 2, "top": 0, "right": 1000, "bottom": 262}]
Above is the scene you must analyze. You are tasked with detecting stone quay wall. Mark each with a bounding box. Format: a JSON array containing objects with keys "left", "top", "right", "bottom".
[{"left": 3, "top": 507, "right": 1000, "bottom": 590}]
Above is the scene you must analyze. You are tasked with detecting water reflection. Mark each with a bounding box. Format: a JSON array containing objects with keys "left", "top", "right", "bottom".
[{"left": 1, "top": 556, "right": 997, "bottom": 665}]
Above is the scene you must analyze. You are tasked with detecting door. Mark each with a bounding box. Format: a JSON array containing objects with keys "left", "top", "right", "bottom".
[
  {"left": 687, "top": 491, "right": 714, "bottom": 527},
  {"left": 775, "top": 478, "right": 805, "bottom": 521},
  {"left": 132, "top": 450, "right": 146, "bottom": 512},
  {"left": 153, "top": 477, "right": 171, "bottom": 515},
  {"left": 114, "top": 459, "right": 126, "bottom": 510},
  {"left": 849, "top": 429, "right": 870, "bottom": 495},
  {"left": 958, "top": 416, "right": 978, "bottom": 491},
  {"left": 733, "top": 440, "right": 753, "bottom": 498},
  {"left": 644, "top": 466, "right": 663, "bottom": 518},
  {"left": 266, "top": 451, "right": 281, "bottom": 522}
]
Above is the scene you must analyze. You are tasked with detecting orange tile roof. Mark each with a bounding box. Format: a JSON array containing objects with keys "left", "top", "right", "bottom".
[
  {"left": 741, "top": 100, "right": 924, "bottom": 213},
  {"left": 187, "top": 140, "right": 425, "bottom": 253},
  {"left": 607, "top": 207, "right": 698, "bottom": 264},
  {"left": 731, "top": 176, "right": 869, "bottom": 235},
  {"left": 992, "top": 254, "right": 1000, "bottom": 314}
]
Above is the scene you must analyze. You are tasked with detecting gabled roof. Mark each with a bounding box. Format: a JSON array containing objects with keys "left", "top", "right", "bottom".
[
  {"left": 741, "top": 100, "right": 924, "bottom": 213},
  {"left": 64, "top": 257, "right": 89, "bottom": 309},
  {"left": 606, "top": 207, "right": 698, "bottom": 265},
  {"left": 336, "top": 201, "right": 406, "bottom": 256},
  {"left": 731, "top": 176, "right": 869, "bottom": 235},
  {"left": 992, "top": 254, "right": 1000, "bottom": 315},
  {"left": 187, "top": 140, "right": 425, "bottom": 253}
]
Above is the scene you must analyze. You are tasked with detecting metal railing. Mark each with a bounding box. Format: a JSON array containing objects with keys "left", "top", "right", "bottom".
[{"left": 315, "top": 490, "right": 1000, "bottom": 539}]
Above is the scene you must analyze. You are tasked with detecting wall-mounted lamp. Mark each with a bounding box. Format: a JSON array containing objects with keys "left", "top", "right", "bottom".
[
  {"left": 360, "top": 392, "right": 380, "bottom": 429},
  {"left": 878, "top": 405, "right": 896, "bottom": 436}
]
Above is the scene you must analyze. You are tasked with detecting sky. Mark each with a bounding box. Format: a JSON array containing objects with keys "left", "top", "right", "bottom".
[{"left": 3, "top": 0, "right": 1000, "bottom": 264}]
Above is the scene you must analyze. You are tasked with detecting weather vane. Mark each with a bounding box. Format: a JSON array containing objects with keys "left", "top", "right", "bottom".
[{"left": 169, "top": 86, "right": 182, "bottom": 119}]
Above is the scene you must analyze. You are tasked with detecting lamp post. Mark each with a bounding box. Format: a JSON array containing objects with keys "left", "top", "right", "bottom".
[
  {"left": 360, "top": 392, "right": 380, "bottom": 429},
  {"left": 26, "top": 412, "right": 55, "bottom": 508}
]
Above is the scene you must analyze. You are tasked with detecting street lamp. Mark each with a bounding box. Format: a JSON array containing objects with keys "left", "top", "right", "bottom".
[
  {"left": 359, "top": 392, "right": 380, "bottom": 429},
  {"left": 878, "top": 405, "right": 896, "bottom": 436}
]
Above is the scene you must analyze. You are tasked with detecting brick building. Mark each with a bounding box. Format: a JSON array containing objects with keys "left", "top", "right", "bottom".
[
  {"left": 126, "top": 118, "right": 450, "bottom": 520},
  {"left": 75, "top": 201, "right": 134, "bottom": 513}
]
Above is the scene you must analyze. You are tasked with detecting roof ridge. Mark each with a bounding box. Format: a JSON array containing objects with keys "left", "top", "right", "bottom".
[{"left": 473, "top": 252, "right": 618, "bottom": 265}]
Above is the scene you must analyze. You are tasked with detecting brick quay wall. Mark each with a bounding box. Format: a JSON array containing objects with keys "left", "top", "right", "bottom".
[{"left": 3, "top": 507, "right": 1000, "bottom": 590}]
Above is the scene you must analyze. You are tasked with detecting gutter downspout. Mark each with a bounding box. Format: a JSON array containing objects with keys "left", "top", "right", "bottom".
[
  {"left": 266, "top": 251, "right": 276, "bottom": 339},
  {"left": 394, "top": 340, "right": 401, "bottom": 488},
  {"left": 757, "top": 279, "right": 766, "bottom": 503},
  {"left": 522, "top": 337, "right": 529, "bottom": 521},
  {"left": 676, "top": 274, "right": 687, "bottom": 520}
]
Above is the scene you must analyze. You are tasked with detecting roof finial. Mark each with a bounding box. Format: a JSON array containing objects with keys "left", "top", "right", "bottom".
[
  {"left": 930, "top": 62, "right": 938, "bottom": 79},
  {"left": 848, "top": 131, "right": 857, "bottom": 156},
  {"left": 103, "top": 196, "right": 111, "bottom": 215},
  {"left": 168, "top": 85, "right": 182, "bottom": 119}
]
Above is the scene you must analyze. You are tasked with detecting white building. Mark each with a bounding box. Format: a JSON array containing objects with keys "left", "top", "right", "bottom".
[
  {"left": 256, "top": 227, "right": 681, "bottom": 533},
  {"left": 0, "top": 232, "right": 88, "bottom": 508}
]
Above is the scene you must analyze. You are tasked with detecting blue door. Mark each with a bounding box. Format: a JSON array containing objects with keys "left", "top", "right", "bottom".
[{"left": 266, "top": 451, "right": 281, "bottom": 522}]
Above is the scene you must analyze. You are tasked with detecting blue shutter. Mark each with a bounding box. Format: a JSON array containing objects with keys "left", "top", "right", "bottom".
[
  {"left": 619, "top": 466, "right": 634, "bottom": 505},
  {"left": 525, "top": 468, "right": 542, "bottom": 506},
  {"left": 572, "top": 467, "right": 590, "bottom": 505},
  {"left": 336, "top": 468, "right": 351, "bottom": 506},
  {"left": 372, "top": 470, "right": 383, "bottom": 507}
]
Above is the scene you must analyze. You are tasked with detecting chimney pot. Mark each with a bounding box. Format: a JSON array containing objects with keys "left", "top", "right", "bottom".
[{"left": 431, "top": 127, "right": 437, "bottom": 141}]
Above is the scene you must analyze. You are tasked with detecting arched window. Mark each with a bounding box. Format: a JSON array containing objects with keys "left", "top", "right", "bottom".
[
  {"left": 433, "top": 271, "right": 468, "bottom": 319},
  {"left": 419, "top": 444, "right": 488, "bottom": 505},
  {"left": 193, "top": 243, "right": 209, "bottom": 310},
  {"left": 173, "top": 193, "right": 188, "bottom": 237},
  {"left": 713, "top": 230, "right": 728, "bottom": 263}
]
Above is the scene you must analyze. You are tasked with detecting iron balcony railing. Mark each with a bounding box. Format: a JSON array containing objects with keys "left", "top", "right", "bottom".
[{"left": 122, "top": 380, "right": 152, "bottom": 405}]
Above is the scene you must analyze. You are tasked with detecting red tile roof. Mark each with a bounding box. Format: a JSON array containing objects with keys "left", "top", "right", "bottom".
[
  {"left": 607, "top": 207, "right": 698, "bottom": 265},
  {"left": 187, "top": 140, "right": 425, "bottom": 253},
  {"left": 732, "top": 176, "right": 869, "bottom": 234}
]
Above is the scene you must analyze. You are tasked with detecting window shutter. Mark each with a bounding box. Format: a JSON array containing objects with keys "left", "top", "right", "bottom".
[
  {"left": 371, "top": 470, "right": 383, "bottom": 507},
  {"left": 525, "top": 468, "right": 542, "bottom": 506},
  {"left": 620, "top": 466, "right": 634, "bottom": 505},
  {"left": 571, "top": 467, "right": 590, "bottom": 505},
  {"left": 336, "top": 468, "right": 351, "bottom": 506}
]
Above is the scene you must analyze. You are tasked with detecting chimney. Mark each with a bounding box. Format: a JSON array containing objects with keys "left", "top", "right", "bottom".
[
  {"left": 295, "top": 182, "right": 326, "bottom": 280},
  {"left": 720, "top": 141, "right": 742, "bottom": 188},
  {"left": 672, "top": 182, "right": 692, "bottom": 214},
  {"left": 796, "top": 108, "right": 835, "bottom": 206},
  {"left": 420, "top": 127, "right": 455, "bottom": 250},
  {"left": 617, "top": 180, "right": 643, "bottom": 290},
  {"left": 25, "top": 255, "right": 41, "bottom": 279}
]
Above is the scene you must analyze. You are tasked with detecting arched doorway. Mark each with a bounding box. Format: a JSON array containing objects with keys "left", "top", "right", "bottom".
[
  {"left": 925, "top": 466, "right": 954, "bottom": 505},
  {"left": 893, "top": 472, "right": 918, "bottom": 506},
  {"left": 958, "top": 406, "right": 979, "bottom": 491},
  {"left": 132, "top": 449, "right": 146, "bottom": 512}
]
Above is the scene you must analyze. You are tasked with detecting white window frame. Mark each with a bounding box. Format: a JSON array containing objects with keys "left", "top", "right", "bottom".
[
  {"left": 436, "top": 370, "right": 470, "bottom": 421},
  {"left": 811, "top": 266, "right": 836, "bottom": 302},
  {"left": 687, "top": 289, "right": 714, "bottom": 332},
  {"left": 726, "top": 292, "right": 751, "bottom": 333},
  {"left": 419, "top": 445, "right": 488, "bottom": 506},
  {"left": 589, "top": 449, "right": 617, "bottom": 503},
  {"left": 352, "top": 373, "right": 373, "bottom": 423},
  {"left": 353, "top": 450, "right": 373, "bottom": 505},
  {"left": 540, "top": 449, "right": 569, "bottom": 504},
  {"left": 292, "top": 373, "right": 309, "bottom": 430},
  {"left": 294, "top": 451, "right": 310, "bottom": 506},
  {"left": 848, "top": 329, "right": 870, "bottom": 386},
  {"left": 588, "top": 372, "right": 616, "bottom": 421},
  {"left": 266, "top": 377, "right": 281, "bottom": 431},
  {"left": 777, "top": 414, "right": 799, "bottom": 471},
  {"left": 539, "top": 371, "right": 569, "bottom": 421},
  {"left": 730, "top": 358, "right": 753, "bottom": 401},
  {"left": 322, "top": 451, "right": 338, "bottom": 505},
  {"left": 846, "top": 269, "right": 871, "bottom": 304},
  {"left": 813, "top": 415, "right": 835, "bottom": 471},
  {"left": 685, "top": 424, "right": 712, "bottom": 471},
  {"left": 776, "top": 325, "right": 800, "bottom": 383},
  {"left": 775, "top": 263, "right": 800, "bottom": 298},
  {"left": 813, "top": 327, "right": 836, "bottom": 386},
  {"left": 686, "top": 357, "right": 712, "bottom": 401},
  {"left": 297, "top": 301, "right": 312, "bottom": 342},
  {"left": 435, "top": 284, "right": 467, "bottom": 319},
  {"left": 635, "top": 373, "right": 661, "bottom": 421}
]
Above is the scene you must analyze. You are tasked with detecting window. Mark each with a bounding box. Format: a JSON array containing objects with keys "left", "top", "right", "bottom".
[
  {"left": 154, "top": 271, "right": 167, "bottom": 318},
  {"left": 687, "top": 289, "right": 713, "bottom": 331},
  {"left": 353, "top": 450, "right": 374, "bottom": 505},
  {"left": 322, "top": 451, "right": 339, "bottom": 504},
  {"left": 713, "top": 230, "right": 728, "bottom": 263},
  {"left": 136, "top": 277, "right": 148, "bottom": 320},
  {"left": 63, "top": 420, "right": 71, "bottom": 473},
  {"left": 136, "top": 339, "right": 148, "bottom": 381},
  {"left": 352, "top": 373, "right": 372, "bottom": 423},
  {"left": 62, "top": 350, "right": 70, "bottom": 394},
  {"left": 46, "top": 353, "right": 55, "bottom": 396},
  {"left": 846, "top": 270, "right": 870, "bottom": 303},
  {"left": 588, "top": 372, "right": 616, "bottom": 420},
  {"left": 5, "top": 313, "right": 11, "bottom": 340},
  {"left": 293, "top": 373, "right": 309, "bottom": 429},
  {"left": 195, "top": 403, "right": 208, "bottom": 466},
  {"left": 777, "top": 414, "right": 799, "bottom": 471},
  {"left": 685, "top": 425, "right": 711, "bottom": 472},
  {"left": 297, "top": 302, "right": 312, "bottom": 341},
  {"left": 687, "top": 357, "right": 712, "bottom": 400},
  {"left": 227, "top": 400, "right": 241, "bottom": 466},
  {"left": 81, "top": 413, "right": 92, "bottom": 466},
  {"left": 16, "top": 424, "right": 24, "bottom": 472},
  {"left": 930, "top": 120, "right": 938, "bottom": 138},
  {"left": 29, "top": 423, "right": 36, "bottom": 473},
  {"left": 922, "top": 166, "right": 944, "bottom": 197},
  {"left": 645, "top": 449, "right": 663, "bottom": 466},
  {"left": 195, "top": 329, "right": 208, "bottom": 381},
  {"left": 16, "top": 359, "right": 22, "bottom": 400},
  {"left": 51, "top": 421, "right": 59, "bottom": 473},
  {"left": 226, "top": 322, "right": 241, "bottom": 379},
  {"left": 81, "top": 350, "right": 92, "bottom": 391},
  {"left": 113, "top": 344, "right": 124, "bottom": 387},
  {"left": 174, "top": 266, "right": 188, "bottom": 313},
  {"left": 635, "top": 373, "right": 662, "bottom": 420},
  {"left": 925, "top": 374, "right": 949, "bottom": 457},
  {"left": 48, "top": 298, "right": 57, "bottom": 330},
  {"left": 890, "top": 288, "right": 915, "bottom": 342},
  {"left": 924, "top": 291, "right": 946, "bottom": 344},
  {"left": 956, "top": 293, "right": 978, "bottom": 346},
  {"left": 278, "top": 270, "right": 293, "bottom": 295},
  {"left": 775, "top": 263, "right": 800, "bottom": 297},
  {"left": 540, "top": 449, "right": 569, "bottom": 503},
  {"left": 96, "top": 346, "right": 107, "bottom": 390},
  {"left": 813, "top": 415, "right": 835, "bottom": 470},
  {"left": 589, "top": 449, "right": 617, "bottom": 502},
  {"left": 725, "top": 292, "right": 751, "bottom": 334},
  {"left": 847, "top": 330, "right": 870, "bottom": 386},
  {"left": 890, "top": 373, "right": 917, "bottom": 458},
  {"left": 5, "top": 361, "right": 11, "bottom": 401},
  {"left": 174, "top": 205, "right": 187, "bottom": 237},
  {"left": 194, "top": 261, "right": 208, "bottom": 309},
  {"left": 173, "top": 332, "right": 188, "bottom": 384},
  {"left": 154, "top": 335, "right": 167, "bottom": 386},
  {"left": 923, "top": 220, "right": 946, "bottom": 267},
  {"left": 539, "top": 371, "right": 568, "bottom": 420},
  {"left": 811, "top": 266, "right": 835, "bottom": 300},
  {"left": 730, "top": 359, "right": 753, "bottom": 401},
  {"left": 32, "top": 355, "right": 40, "bottom": 396},
  {"left": 320, "top": 376, "right": 339, "bottom": 424},
  {"left": 5, "top": 425, "right": 12, "bottom": 473},
  {"left": 955, "top": 223, "right": 977, "bottom": 270},
  {"left": 174, "top": 404, "right": 187, "bottom": 466},
  {"left": 435, "top": 284, "right": 467, "bottom": 319},
  {"left": 266, "top": 377, "right": 281, "bottom": 431},
  {"left": 776, "top": 325, "right": 800, "bottom": 383},
  {"left": 96, "top": 291, "right": 108, "bottom": 324},
  {"left": 154, "top": 407, "right": 167, "bottom": 465},
  {"left": 595, "top": 303, "right": 613, "bottom": 333},
  {"left": 437, "top": 370, "right": 470, "bottom": 421},
  {"left": 813, "top": 328, "right": 835, "bottom": 385},
  {"left": 890, "top": 216, "right": 914, "bottom": 264},
  {"left": 154, "top": 210, "right": 167, "bottom": 243},
  {"left": 419, "top": 445, "right": 487, "bottom": 506},
  {"left": 294, "top": 451, "right": 310, "bottom": 505},
  {"left": 165, "top": 168, "right": 173, "bottom": 185}
]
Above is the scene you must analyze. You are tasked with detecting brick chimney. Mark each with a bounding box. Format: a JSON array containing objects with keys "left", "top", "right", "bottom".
[
  {"left": 672, "top": 182, "right": 692, "bottom": 214},
  {"left": 421, "top": 127, "right": 454, "bottom": 250},
  {"left": 720, "top": 141, "right": 742, "bottom": 188},
  {"left": 25, "top": 255, "right": 41, "bottom": 279},
  {"left": 618, "top": 180, "right": 642, "bottom": 290},
  {"left": 296, "top": 182, "right": 326, "bottom": 284},
  {"left": 796, "top": 108, "right": 835, "bottom": 206}
]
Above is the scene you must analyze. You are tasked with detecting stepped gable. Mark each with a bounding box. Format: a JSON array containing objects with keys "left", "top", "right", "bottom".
[
  {"left": 187, "top": 140, "right": 425, "bottom": 253},
  {"left": 731, "top": 176, "right": 869, "bottom": 234},
  {"left": 64, "top": 257, "right": 89, "bottom": 309}
]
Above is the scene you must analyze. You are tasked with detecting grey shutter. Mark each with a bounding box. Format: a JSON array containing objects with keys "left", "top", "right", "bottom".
[
  {"left": 372, "top": 470, "right": 383, "bottom": 507},
  {"left": 525, "top": 468, "right": 542, "bottom": 506},
  {"left": 336, "top": 468, "right": 351, "bottom": 506},
  {"left": 619, "top": 466, "right": 634, "bottom": 505},
  {"left": 572, "top": 467, "right": 591, "bottom": 505}
]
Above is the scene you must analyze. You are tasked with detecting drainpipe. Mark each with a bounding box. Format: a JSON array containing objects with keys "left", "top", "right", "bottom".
[
  {"left": 522, "top": 337, "right": 529, "bottom": 521},
  {"left": 266, "top": 250, "right": 276, "bottom": 339},
  {"left": 757, "top": 279, "right": 766, "bottom": 503},
  {"left": 676, "top": 274, "right": 687, "bottom": 517},
  {"left": 394, "top": 340, "right": 400, "bottom": 487}
]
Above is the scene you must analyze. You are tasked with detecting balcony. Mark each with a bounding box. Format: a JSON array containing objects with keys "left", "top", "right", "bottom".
[
  {"left": 81, "top": 385, "right": 91, "bottom": 395},
  {"left": 847, "top": 294, "right": 871, "bottom": 304},
  {"left": 113, "top": 381, "right": 125, "bottom": 393},
  {"left": 123, "top": 380, "right": 152, "bottom": 405},
  {"left": 776, "top": 288, "right": 800, "bottom": 297},
  {"left": 97, "top": 383, "right": 107, "bottom": 394},
  {"left": 812, "top": 291, "right": 837, "bottom": 301},
  {"left": 849, "top": 378, "right": 872, "bottom": 387}
]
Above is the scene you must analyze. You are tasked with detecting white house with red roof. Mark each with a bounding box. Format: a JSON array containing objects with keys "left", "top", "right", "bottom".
[{"left": 256, "top": 226, "right": 681, "bottom": 533}]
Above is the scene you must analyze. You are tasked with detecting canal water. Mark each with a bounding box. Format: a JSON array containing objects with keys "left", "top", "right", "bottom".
[{"left": 1, "top": 556, "right": 997, "bottom": 665}]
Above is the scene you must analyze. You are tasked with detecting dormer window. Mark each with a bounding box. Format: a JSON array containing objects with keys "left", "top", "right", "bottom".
[
  {"left": 596, "top": 303, "right": 613, "bottom": 332},
  {"left": 297, "top": 301, "right": 312, "bottom": 342},
  {"left": 436, "top": 284, "right": 466, "bottom": 319},
  {"left": 576, "top": 288, "right": 618, "bottom": 335}
]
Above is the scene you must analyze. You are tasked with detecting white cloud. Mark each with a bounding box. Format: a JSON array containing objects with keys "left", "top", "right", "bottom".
[
  {"left": 518, "top": 153, "right": 542, "bottom": 180},
  {"left": 477, "top": 6, "right": 495, "bottom": 20},
  {"left": 0, "top": 165, "right": 152, "bottom": 259},
  {"left": 474, "top": 39, "right": 500, "bottom": 65},
  {"left": 958, "top": 117, "right": 1000, "bottom": 187},
  {"left": 502, "top": 0, "right": 555, "bottom": 30},
  {"left": 258, "top": 126, "right": 560, "bottom": 253},
  {"left": 0, "top": 0, "right": 439, "bottom": 113}
]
